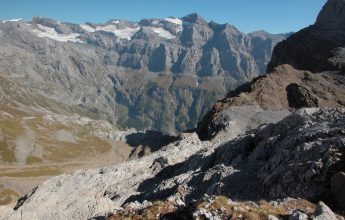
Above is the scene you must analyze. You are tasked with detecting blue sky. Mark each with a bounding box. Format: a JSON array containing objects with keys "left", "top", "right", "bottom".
[{"left": 0, "top": 0, "right": 326, "bottom": 34}]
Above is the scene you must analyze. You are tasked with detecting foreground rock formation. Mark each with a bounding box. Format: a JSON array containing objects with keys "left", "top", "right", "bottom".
[
  {"left": 0, "top": 108, "right": 344, "bottom": 219},
  {"left": 197, "top": 64, "right": 345, "bottom": 139}
]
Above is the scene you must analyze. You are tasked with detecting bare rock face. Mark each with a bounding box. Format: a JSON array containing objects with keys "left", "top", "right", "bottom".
[
  {"left": 197, "top": 104, "right": 289, "bottom": 140},
  {"left": 316, "top": 0, "right": 345, "bottom": 29},
  {"left": 331, "top": 172, "right": 345, "bottom": 210},
  {"left": 255, "top": 108, "right": 345, "bottom": 199},
  {"left": 1, "top": 108, "right": 344, "bottom": 220},
  {"left": 268, "top": 0, "right": 345, "bottom": 73},
  {"left": 286, "top": 83, "right": 319, "bottom": 108},
  {"left": 290, "top": 210, "right": 308, "bottom": 220},
  {"left": 312, "top": 201, "right": 338, "bottom": 220}
]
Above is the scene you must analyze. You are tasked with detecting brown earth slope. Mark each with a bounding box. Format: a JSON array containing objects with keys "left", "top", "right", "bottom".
[{"left": 197, "top": 64, "right": 345, "bottom": 139}]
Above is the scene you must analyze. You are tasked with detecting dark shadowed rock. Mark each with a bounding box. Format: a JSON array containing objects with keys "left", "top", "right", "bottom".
[
  {"left": 331, "top": 172, "right": 345, "bottom": 210},
  {"left": 286, "top": 83, "right": 319, "bottom": 108},
  {"left": 316, "top": 0, "right": 345, "bottom": 29},
  {"left": 267, "top": 0, "right": 345, "bottom": 73}
]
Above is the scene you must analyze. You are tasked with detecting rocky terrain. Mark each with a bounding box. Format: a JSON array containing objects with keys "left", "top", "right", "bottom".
[
  {"left": 197, "top": 64, "right": 345, "bottom": 139},
  {"left": 1, "top": 108, "right": 344, "bottom": 219},
  {"left": 107, "top": 197, "right": 332, "bottom": 220},
  {"left": 0, "top": 14, "right": 287, "bottom": 134}
]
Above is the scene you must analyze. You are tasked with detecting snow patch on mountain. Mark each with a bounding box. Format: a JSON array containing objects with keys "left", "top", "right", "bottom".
[
  {"left": 80, "top": 24, "right": 140, "bottom": 40},
  {"left": 2, "top": 18, "right": 23, "bottom": 23},
  {"left": 80, "top": 18, "right": 179, "bottom": 40},
  {"left": 164, "top": 17, "right": 182, "bottom": 26},
  {"left": 152, "top": 27, "right": 176, "bottom": 39},
  {"left": 164, "top": 17, "right": 183, "bottom": 32},
  {"left": 32, "top": 24, "right": 83, "bottom": 43},
  {"left": 97, "top": 25, "right": 140, "bottom": 40},
  {"left": 80, "top": 24, "right": 96, "bottom": 32},
  {"left": 151, "top": 20, "right": 160, "bottom": 25}
]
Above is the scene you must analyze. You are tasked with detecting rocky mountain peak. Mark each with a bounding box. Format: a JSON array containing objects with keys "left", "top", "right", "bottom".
[
  {"left": 316, "top": 0, "right": 345, "bottom": 29},
  {"left": 31, "top": 16, "right": 58, "bottom": 26},
  {"left": 249, "top": 30, "right": 275, "bottom": 38},
  {"left": 182, "top": 13, "right": 207, "bottom": 25},
  {"left": 267, "top": 0, "right": 345, "bottom": 73},
  {"left": 30, "top": 16, "right": 83, "bottom": 35}
]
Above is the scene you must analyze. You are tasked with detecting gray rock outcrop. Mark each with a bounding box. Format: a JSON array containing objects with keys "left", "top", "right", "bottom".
[
  {"left": 312, "top": 202, "right": 338, "bottom": 220},
  {"left": 1, "top": 108, "right": 344, "bottom": 219}
]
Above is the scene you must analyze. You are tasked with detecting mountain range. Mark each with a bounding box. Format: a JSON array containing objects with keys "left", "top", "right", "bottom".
[
  {"left": 0, "top": 14, "right": 288, "bottom": 206},
  {"left": 0, "top": 14, "right": 288, "bottom": 134}
]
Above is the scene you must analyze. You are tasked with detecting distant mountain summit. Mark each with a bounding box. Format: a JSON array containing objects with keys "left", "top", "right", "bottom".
[
  {"left": 182, "top": 13, "right": 208, "bottom": 24},
  {"left": 0, "top": 13, "right": 286, "bottom": 134}
]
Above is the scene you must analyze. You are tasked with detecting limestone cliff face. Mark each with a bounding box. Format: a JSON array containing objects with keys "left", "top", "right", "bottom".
[{"left": 0, "top": 14, "right": 286, "bottom": 134}]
